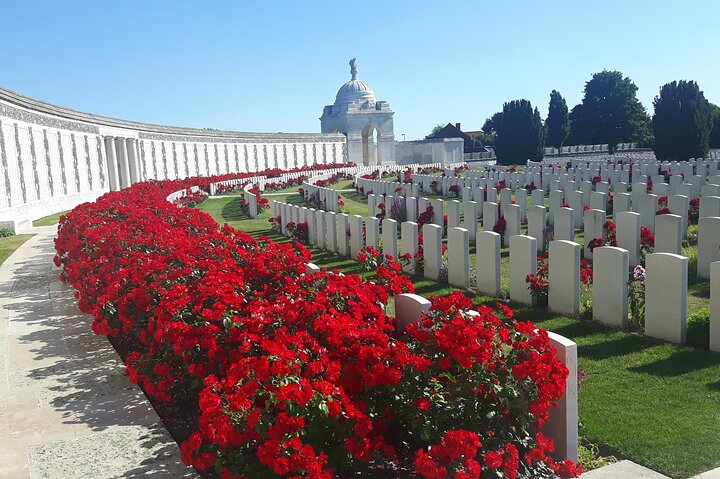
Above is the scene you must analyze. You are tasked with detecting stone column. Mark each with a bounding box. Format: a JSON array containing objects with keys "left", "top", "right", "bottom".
[
  {"left": 126, "top": 138, "right": 140, "bottom": 184},
  {"left": 115, "top": 137, "right": 131, "bottom": 189},
  {"left": 104, "top": 136, "right": 120, "bottom": 191}
]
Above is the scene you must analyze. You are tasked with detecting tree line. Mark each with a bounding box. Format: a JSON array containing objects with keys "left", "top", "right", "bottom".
[{"left": 462, "top": 70, "right": 720, "bottom": 165}]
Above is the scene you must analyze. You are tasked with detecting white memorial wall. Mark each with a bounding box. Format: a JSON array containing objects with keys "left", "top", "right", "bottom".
[{"left": 0, "top": 87, "right": 346, "bottom": 232}]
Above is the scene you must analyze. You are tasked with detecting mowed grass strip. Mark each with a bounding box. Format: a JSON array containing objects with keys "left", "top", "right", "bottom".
[
  {"left": 0, "top": 234, "right": 34, "bottom": 267},
  {"left": 196, "top": 196, "right": 720, "bottom": 478}
]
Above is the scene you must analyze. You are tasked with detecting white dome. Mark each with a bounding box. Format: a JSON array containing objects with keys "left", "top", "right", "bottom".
[{"left": 335, "top": 79, "right": 376, "bottom": 105}]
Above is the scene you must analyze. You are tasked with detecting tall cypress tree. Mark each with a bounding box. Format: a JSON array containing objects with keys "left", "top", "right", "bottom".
[
  {"left": 545, "top": 90, "right": 569, "bottom": 149},
  {"left": 652, "top": 80, "right": 711, "bottom": 160},
  {"left": 494, "top": 100, "right": 545, "bottom": 165},
  {"left": 709, "top": 103, "right": 720, "bottom": 149}
]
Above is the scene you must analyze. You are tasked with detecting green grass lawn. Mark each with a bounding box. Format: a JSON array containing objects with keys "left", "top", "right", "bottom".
[
  {"left": 0, "top": 234, "right": 34, "bottom": 267},
  {"left": 33, "top": 210, "right": 70, "bottom": 226},
  {"left": 196, "top": 195, "right": 720, "bottom": 478}
]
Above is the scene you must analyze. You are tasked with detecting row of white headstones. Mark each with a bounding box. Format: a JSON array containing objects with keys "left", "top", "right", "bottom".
[
  {"left": 273, "top": 197, "right": 716, "bottom": 353},
  {"left": 273, "top": 154, "right": 720, "bottom": 351}
]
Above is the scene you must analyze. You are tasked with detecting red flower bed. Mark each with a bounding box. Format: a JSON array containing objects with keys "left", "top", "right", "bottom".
[{"left": 54, "top": 180, "right": 579, "bottom": 479}]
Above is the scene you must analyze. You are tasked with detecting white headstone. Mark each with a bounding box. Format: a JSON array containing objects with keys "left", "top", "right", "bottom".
[
  {"left": 366, "top": 216, "right": 380, "bottom": 248},
  {"left": 655, "top": 214, "right": 682, "bottom": 255},
  {"left": 638, "top": 194, "right": 658, "bottom": 233},
  {"left": 698, "top": 216, "right": 720, "bottom": 278},
  {"left": 395, "top": 293, "right": 432, "bottom": 332},
  {"left": 401, "top": 221, "right": 419, "bottom": 274},
  {"left": 668, "top": 195, "right": 689, "bottom": 238},
  {"left": 476, "top": 231, "right": 501, "bottom": 297},
  {"left": 583, "top": 209, "right": 606, "bottom": 259},
  {"left": 549, "top": 240, "right": 580, "bottom": 316},
  {"left": 528, "top": 205, "right": 547, "bottom": 253},
  {"left": 616, "top": 211, "right": 641, "bottom": 268},
  {"left": 516, "top": 188, "right": 528, "bottom": 222},
  {"left": 589, "top": 191, "right": 607, "bottom": 212},
  {"left": 349, "top": 215, "right": 364, "bottom": 259},
  {"left": 566, "top": 190, "right": 584, "bottom": 228},
  {"left": 368, "top": 195, "right": 377, "bottom": 216},
  {"left": 315, "top": 210, "right": 326, "bottom": 249},
  {"left": 326, "top": 212, "right": 337, "bottom": 252},
  {"left": 505, "top": 204, "right": 522, "bottom": 247},
  {"left": 382, "top": 218, "right": 399, "bottom": 260},
  {"left": 307, "top": 208, "right": 317, "bottom": 245},
  {"left": 430, "top": 198, "right": 444, "bottom": 226},
  {"left": 614, "top": 192, "right": 631, "bottom": 215},
  {"left": 711, "top": 261, "right": 720, "bottom": 352},
  {"left": 592, "top": 246, "right": 629, "bottom": 328},
  {"left": 337, "top": 214, "right": 350, "bottom": 256},
  {"left": 447, "top": 200, "right": 461, "bottom": 229},
  {"left": 531, "top": 188, "right": 545, "bottom": 208},
  {"left": 423, "top": 223, "right": 443, "bottom": 281},
  {"left": 406, "top": 196, "right": 417, "bottom": 222},
  {"left": 500, "top": 188, "right": 512, "bottom": 216},
  {"left": 645, "top": 253, "right": 688, "bottom": 344},
  {"left": 486, "top": 187, "right": 498, "bottom": 204},
  {"left": 699, "top": 196, "right": 720, "bottom": 219},
  {"left": 483, "top": 202, "right": 499, "bottom": 232},
  {"left": 448, "top": 227, "right": 470, "bottom": 288},
  {"left": 549, "top": 190, "right": 563, "bottom": 226},
  {"left": 464, "top": 201, "right": 478, "bottom": 237},
  {"left": 510, "top": 235, "right": 537, "bottom": 305},
  {"left": 555, "top": 207, "right": 575, "bottom": 242}
]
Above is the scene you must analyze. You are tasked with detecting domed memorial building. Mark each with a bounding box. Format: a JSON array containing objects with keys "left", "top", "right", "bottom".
[{"left": 320, "top": 58, "right": 395, "bottom": 166}]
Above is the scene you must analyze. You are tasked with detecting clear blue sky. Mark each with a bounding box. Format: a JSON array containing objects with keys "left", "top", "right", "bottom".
[{"left": 2, "top": 1, "right": 719, "bottom": 140}]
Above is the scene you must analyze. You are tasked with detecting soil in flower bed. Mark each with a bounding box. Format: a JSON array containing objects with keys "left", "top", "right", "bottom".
[{"left": 106, "top": 333, "right": 199, "bottom": 452}]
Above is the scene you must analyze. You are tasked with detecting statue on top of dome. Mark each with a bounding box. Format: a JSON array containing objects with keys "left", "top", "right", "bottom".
[{"left": 350, "top": 58, "right": 358, "bottom": 80}]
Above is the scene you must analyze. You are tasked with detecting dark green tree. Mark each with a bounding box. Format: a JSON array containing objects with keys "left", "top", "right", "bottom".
[
  {"left": 545, "top": 90, "right": 569, "bottom": 148},
  {"left": 652, "top": 80, "right": 711, "bottom": 160},
  {"left": 709, "top": 103, "right": 720, "bottom": 149},
  {"left": 494, "top": 100, "right": 545, "bottom": 165},
  {"left": 429, "top": 124, "right": 444, "bottom": 136},
  {"left": 568, "top": 70, "right": 651, "bottom": 152},
  {"left": 482, "top": 112, "right": 502, "bottom": 135}
]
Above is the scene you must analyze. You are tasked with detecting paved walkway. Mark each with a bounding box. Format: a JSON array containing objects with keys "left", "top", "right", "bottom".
[
  {"left": 0, "top": 227, "right": 196, "bottom": 479},
  {"left": 580, "top": 461, "right": 720, "bottom": 479}
]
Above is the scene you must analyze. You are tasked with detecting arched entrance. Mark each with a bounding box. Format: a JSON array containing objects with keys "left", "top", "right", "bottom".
[{"left": 362, "top": 124, "right": 381, "bottom": 166}]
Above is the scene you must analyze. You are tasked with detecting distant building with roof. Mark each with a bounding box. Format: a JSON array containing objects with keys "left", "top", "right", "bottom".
[{"left": 426, "top": 122, "right": 488, "bottom": 154}]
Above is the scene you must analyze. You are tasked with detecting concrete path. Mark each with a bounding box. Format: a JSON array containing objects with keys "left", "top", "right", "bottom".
[
  {"left": 0, "top": 227, "right": 196, "bottom": 479},
  {"left": 580, "top": 460, "right": 671, "bottom": 478},
  {"left": 581, "top": 461, "right": 720, "bottom": 479}
]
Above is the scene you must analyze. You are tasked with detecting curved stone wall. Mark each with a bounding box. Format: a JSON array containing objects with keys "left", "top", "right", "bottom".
[{"left": 0, "top": 87, "right": 347, "bottom": 232}]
